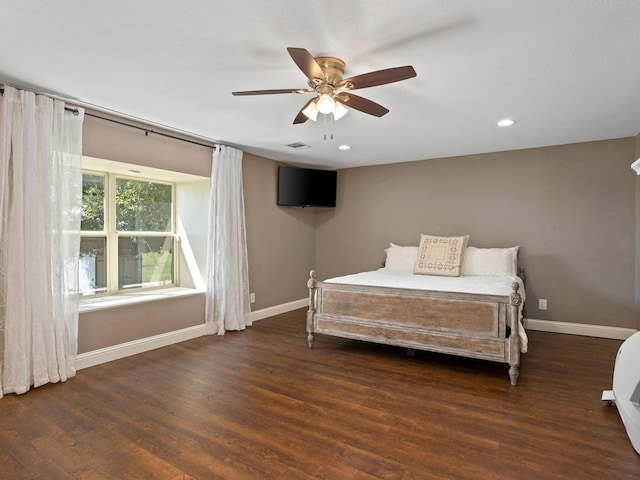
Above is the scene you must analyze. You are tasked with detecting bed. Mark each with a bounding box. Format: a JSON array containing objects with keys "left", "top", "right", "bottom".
[{"left": 306, "top": 237, "right": 527, "bottom": 385}]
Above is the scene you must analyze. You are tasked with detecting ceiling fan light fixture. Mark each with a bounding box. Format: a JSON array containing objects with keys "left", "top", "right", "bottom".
[
  {"left": 317, "top": 93, "right": 336, "bottom": 114},
  {"left": 302, "top": 101, "right": 319, "bottom": 121},
  {"left": 235, "top": 48, "right": 417, "bottom": 126},
  {"left": 332, "top": 101, "right": 348, "bottom": 120}
]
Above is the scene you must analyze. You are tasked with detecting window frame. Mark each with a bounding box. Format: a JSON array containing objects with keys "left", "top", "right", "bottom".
[{"left": 81, "top": 168, "right": 178, "bottom": 297}]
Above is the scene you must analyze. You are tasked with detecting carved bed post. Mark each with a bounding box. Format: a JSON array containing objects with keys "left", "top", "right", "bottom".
[
  {"left": 508, "top": 282, "right": 523, "bottom": 385},
  {"left": 518, "top": 267, "right": 527, "bottom": 318},
  {"left": 307, "top": 270, "right": 317, "bottom": 348}
]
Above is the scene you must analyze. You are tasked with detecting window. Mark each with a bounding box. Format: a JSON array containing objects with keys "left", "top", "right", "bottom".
[
  {"left": 80, "top": 171, "right": 176, "bottom": 296},
  {"left": 80, "top": 173, "right": 107, "bottom": 294}
]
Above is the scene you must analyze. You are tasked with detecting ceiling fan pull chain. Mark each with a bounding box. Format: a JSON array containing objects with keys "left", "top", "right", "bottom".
[
  {"left": 322, "top": 113, "right": 334, "bottom": 141},
  {"left": 323, "top": 113, "right": 327, "bottom": 140}
]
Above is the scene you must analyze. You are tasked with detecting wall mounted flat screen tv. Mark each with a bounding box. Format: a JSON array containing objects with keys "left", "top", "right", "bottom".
[{"left": 277, "top": 166, "right": 337, "bottom": 207}]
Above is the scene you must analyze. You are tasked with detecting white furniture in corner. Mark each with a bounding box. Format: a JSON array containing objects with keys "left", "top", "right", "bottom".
[{"left": 603, "top": 331, "right": 640, "bottom": 455}]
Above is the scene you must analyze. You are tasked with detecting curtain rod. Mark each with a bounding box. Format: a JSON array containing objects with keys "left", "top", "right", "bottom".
[
  {"left": 83, "top": 112, "right": 215, "bottom": 149},
  {"left": 0, "top": 87, "right": 215, "bottom": 150}
]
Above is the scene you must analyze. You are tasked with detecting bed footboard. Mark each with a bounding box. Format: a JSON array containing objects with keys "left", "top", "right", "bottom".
[{"left": 307, "top": 270, "right": 523, "bottom": 385}]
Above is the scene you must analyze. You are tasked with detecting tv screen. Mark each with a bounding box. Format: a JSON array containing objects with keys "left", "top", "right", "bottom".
[{"left": 277, "top": 166, "right": 337, "bottom": 207}]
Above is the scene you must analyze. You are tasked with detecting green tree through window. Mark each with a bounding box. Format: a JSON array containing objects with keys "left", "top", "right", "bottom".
[
  {"left": 116, "top": 179, "right": 172, "bottom": 232},
  {"left": 81, "top": 174, "right": 105, "bottom": 231}
]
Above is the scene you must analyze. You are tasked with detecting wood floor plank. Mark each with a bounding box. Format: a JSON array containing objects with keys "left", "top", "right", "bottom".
[{"left": 0, "top": 308, "right": 638, "bottom": 479}]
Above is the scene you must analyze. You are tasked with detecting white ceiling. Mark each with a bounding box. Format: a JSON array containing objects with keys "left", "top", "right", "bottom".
[{"left": 2, "top": 0, "right": 640, "bottom": 169}]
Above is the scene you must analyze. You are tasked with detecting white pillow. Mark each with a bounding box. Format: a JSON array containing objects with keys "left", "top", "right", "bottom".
[
  {"left": 384, "top": 243, "right": 418, "bottom": 272},
  {"left": 463, "top": 246, "right": 519, "bottom": 277}
]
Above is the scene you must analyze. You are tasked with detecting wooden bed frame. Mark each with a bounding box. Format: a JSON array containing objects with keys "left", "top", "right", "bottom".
[{"left": 306, "top": 270, "right": 524, "bottom": 385}]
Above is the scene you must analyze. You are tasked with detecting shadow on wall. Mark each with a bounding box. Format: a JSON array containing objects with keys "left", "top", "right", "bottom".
[{"left": 277, "top": 205, "right": 330, "bottom": 228}]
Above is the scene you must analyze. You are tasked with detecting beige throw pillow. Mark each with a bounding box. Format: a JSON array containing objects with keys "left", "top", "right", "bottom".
[{"left": 414, "top": 234, "right": 469, "bottom": 277}]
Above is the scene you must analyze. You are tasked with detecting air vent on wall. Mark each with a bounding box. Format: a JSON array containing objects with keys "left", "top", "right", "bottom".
[{"left": 286, "top": 142, "right": 311, "bottom": 150}]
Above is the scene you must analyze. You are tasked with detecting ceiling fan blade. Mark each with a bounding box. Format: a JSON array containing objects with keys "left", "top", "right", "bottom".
[
  {"left": 287, "top": 47, "right": 325, "bottom": 84},
  {"left": 338, "top": 93, "right": 389, "bottom": 117},
  {"left": 337, "top": 66, "right": 416, "bottom": 90},
  {"left": 232, "top": 88, "right": 313, "bottom": 96},
  {"left": 293, "top": 98, "right": 315, "bottom": 124}
]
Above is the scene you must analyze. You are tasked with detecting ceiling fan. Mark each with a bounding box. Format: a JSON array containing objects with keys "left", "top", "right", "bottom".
[{"left": 232, "top": 47, "right": 417, "bottom": 124}]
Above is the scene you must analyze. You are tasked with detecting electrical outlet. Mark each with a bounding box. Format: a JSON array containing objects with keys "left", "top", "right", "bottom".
[
  {"left": 250, "top": 292, "right": 255, "bottom": 304},
  {"left": 538, "top": 298, "right": 547, "bottom": 310}
]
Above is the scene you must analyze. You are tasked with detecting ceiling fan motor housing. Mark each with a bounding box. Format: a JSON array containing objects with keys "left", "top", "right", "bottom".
[{"left": 310, "top": 57, "right": 346, "bottom": 88}]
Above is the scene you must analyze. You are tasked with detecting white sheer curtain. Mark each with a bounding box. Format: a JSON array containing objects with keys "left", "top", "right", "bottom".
[
  {"left": 0, "top": 85, "right": 84, "bottom": 397},
  {"left": 205, "top": 145, "right": 251, "bottom": 335}
]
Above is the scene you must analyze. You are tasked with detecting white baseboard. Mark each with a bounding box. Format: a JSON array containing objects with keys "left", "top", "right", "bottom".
[
  {"left": 76, "top": 298, "right": 308, "bottom": 370},
  {"left": 251, "top": 298, "right": 307, "bottom": 322},
  {"left": 524, "top": 318, "right": 637, "bottom": 340},
  {"left": 78, "top": 304, "right": 636, "bottom": 371},
  {"left": 76, "top": 324, "right": 207, "bottom": 370}
]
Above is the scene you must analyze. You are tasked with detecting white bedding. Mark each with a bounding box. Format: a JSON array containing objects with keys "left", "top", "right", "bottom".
[{"left": 325, "top": 269, "right": 528, "bottom": 352}]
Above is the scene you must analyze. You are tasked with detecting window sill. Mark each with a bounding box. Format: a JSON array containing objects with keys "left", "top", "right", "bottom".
[{"left": 79, "top": 287, "right": 205, "bottom": 313}]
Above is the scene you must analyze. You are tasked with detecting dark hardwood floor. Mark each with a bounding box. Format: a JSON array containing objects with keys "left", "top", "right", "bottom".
[{"left": 0, "top": 308, "right": 638, "bottom": 479}]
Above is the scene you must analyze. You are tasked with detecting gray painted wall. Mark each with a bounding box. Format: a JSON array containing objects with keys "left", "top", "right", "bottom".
[
  {"left": 79, "top": 114, "right": 212, "bottom": 352},
  {"left": 80, "top": 112, "right": 639, "bottom": 353},
  {"left": 79, "top": 114, "right": 316, "bottom": 352},
  {"left": 243, "top": 153, "right": 316, "bottom": 308},
  {"left": 315, "top": 138, "right": 637, "bottom": 329}
]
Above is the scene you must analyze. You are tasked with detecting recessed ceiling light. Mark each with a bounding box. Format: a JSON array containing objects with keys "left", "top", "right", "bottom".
[
  {"left": 497, "top": 119, "right": 515, "bottom": 127},
  {"left": 338, "top": 144, "right": 351, "bottom": 150}
]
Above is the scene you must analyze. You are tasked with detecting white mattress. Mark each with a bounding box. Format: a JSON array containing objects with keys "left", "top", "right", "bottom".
[{"left": 324, "top": 269, "right": 528, "bottom": 352}]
